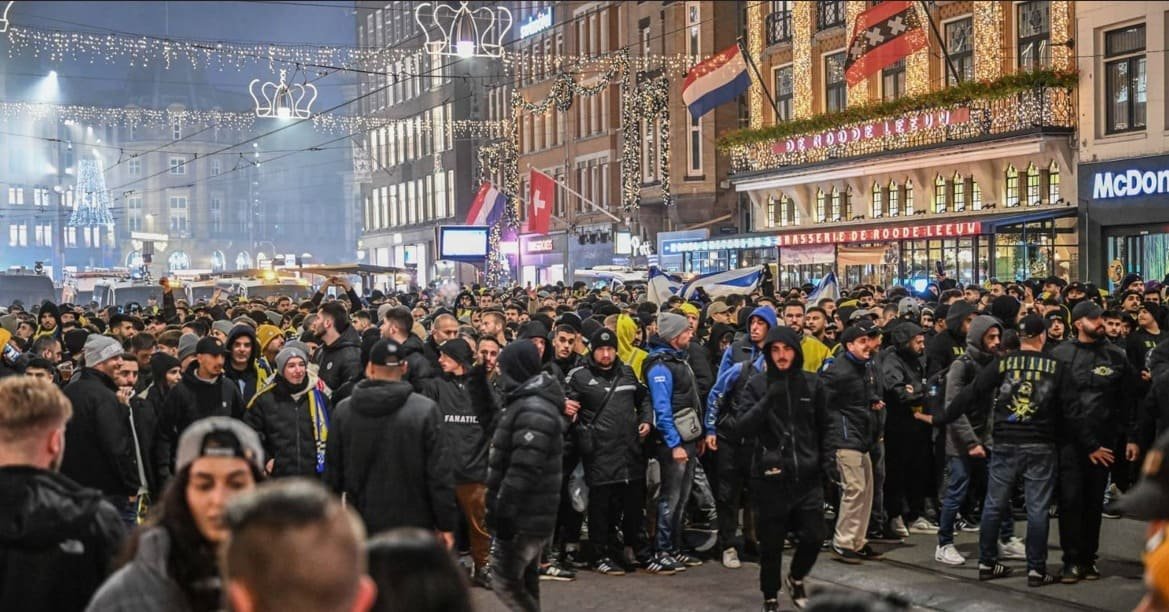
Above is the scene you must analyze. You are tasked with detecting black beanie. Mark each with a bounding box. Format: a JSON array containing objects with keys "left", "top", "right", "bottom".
[
  {"left": 149, "top": 352, "right": 181, "bottom": 385},
  {"left": 438, "top": 337, "right": 475, "bottom": 369},
  {"left": 590, "top": 327, "right": 618, "bottom": 352},
  {"left": 63, "top": 328, "right": 90, "bottom": 357},
  {"left": 498, "top": 341, "right": 542, "bottom": 383}
]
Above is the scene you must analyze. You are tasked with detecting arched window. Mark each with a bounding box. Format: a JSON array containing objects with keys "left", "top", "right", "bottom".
[
  {"left": 1048, "top": 160, "right": 1060, "bottom": 204},
  {"left": 905, "top": 179, "right": 914, "bottom": 215},
  {"left": 211, "top": 250, "right": 226, "bottom": 272},
  {"left": 843, "top": 186, "right": 853, "bottom": 220},
  {"left": 780, "top": 194, "right": 800, "bottom": 226},
  {"left": 934, "top": 174, "right": 947, "bottom": 213},
  {"left": 1026, "top": 162, "right": 1040, "bottom": 206},
  {"left": 765, "top": 196, "right": 777, "bottom": 228},
  {"left": 1005, "top": 165, "right": 1020, "bottom": 207},
  {"left": 815, "top": 189, "right": 826, "bottom": 223},
  {"left": 887, "top": 179, "right": 900, "bottom": 217},
  {"left": 168, "top": 251, "right": 191, "bottom": 272},
  {"left": 871, "top": 182, "right": 883, "bottom": 218},
  {"left": 236, "top": 251, "right": 253, "bottom": 270},
  {"left": 830, "top": 187, "right": 842, "bottom": 222},
  {"left": 972, "top": 180, "right": 982, "bottom": 210},
  {"left": 952, "top": 172, "right": 966, "bottom": 212}
]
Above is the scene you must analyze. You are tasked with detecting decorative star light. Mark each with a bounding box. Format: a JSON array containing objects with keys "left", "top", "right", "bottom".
[
  {"left": 1, "top": 1, "right": 13, "bottom": 33},
  {"left": 415, "top": 1, "right": 512, "bottom": 59},
  {"left": 248, "top": 69, "right": 317, "bottom": 119}
]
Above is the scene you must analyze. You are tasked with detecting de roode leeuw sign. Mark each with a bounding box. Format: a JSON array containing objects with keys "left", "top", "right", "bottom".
[
  {"left": 773, "top": 108, "right": 972, "bottom": 154},
  {"left": 1092, "top": 167, "right": 1169, "bottom": 200}
]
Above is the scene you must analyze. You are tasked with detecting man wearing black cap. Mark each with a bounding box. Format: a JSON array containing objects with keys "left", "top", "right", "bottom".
[
  {"left": 154, "top": 336, "right": 246, "bottom": 491},
  {"left": 418, "top": 336, "right": 497, "bottom": 588},
  {"left": 1050, "top": 300, "right": 1141, "bottom": 583},
  {"left": 325, "top": 338, "right": 457, "bottom": 547},
  {"left": 925, "top": 314, "right": 1094, "bottom": 585}
]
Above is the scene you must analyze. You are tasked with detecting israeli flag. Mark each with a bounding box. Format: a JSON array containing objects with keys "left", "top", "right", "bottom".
[
  {"left": 807, "top": 271, "right": 841, "bottom": 303},
  {"left": 681, "top": 266, "right": 764, "bottom": 300},
  {"left": 647, "top": 266, "right": 683, "bottom": 305}
]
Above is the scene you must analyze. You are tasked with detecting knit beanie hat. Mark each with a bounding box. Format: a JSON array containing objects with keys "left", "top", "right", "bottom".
[
  {"left": 83, "top": 334, "right": 123, "bottom": 367},
  {"left": 590, "top": 327, "right": 618, "bottom": 352},
  {"left": 255, "top": 324, "right": 283, "bottom": 353},
  {"left": 63, "top": 328, "right": 90, "bottom": 357},
  {"left": 275, "top": 345, "right": 309, "bottom": 374},
  {"left": 438, "top": 337, "right": 475, "bottom": 370},
  {"left": 657, "top": 312, "right": 690, "bottom": 342},
  {"left": 498, "top": 341, "right": 541, "bottom": 383},
  {"left": 212, "top": 320, "right": 235, "bottom": 337},
  {"left": 178, "top": 333, "right": 200, "bottom": 362},
  {"left": 149, "top": 352, "right": 182, "bottom": 384}
]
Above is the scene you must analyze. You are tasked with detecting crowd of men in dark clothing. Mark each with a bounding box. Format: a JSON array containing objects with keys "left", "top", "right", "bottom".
[{"left": 2, "top": 270, "right": 1169, "bottom": 612}]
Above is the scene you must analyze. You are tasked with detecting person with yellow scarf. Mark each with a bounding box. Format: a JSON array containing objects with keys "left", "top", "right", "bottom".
[{"left": 243, "top": 345, "right": 330, "bottom": 478}]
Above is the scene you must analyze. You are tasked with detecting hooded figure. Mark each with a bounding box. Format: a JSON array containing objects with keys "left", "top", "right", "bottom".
[
  {"left": 926, "top": 300, "right": 976, "bottom": 376},
  {"left": 943, "top": 315, "right": 1002, "bottom": 459},
  {"left": 616, "top": 314, "right": 648, "bottom": 383},
  {"left": 34, "top": 300, "right": 61, "bottom": 341},
  {"left": 224, "top": 324, "right": 264, "bottom": 405}
]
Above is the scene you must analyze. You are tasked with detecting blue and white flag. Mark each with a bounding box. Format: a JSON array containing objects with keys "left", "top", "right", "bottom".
[
  {"left": 807, "top": 271, "right": 841, "bottom": 303},
  {"left": 647, "top": 266, "right": 682, "bottom": 305},
  {"left": 681, "top": 266, "right": 764, "bottom": 300}
]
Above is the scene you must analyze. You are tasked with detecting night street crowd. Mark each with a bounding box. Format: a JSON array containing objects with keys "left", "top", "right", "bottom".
[{"left": 2, "top": 271, "right": 1169, "bottom": 612}]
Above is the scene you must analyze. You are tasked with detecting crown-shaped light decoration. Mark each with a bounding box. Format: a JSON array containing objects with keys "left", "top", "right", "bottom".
[
  {"left": 415, "top": 1, "right": 512, "bottom": 59},
  {"left": 249, "top": 69, "right": 317, "bottom": 119},
  {"left": 1, "top": 2, "right": 14, "bottom": 33},
  {"left": 70, "top": 159, "right": 115, "bottom": 228}
]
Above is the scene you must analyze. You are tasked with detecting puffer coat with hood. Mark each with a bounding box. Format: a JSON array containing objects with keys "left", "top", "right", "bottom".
[
  {"left": 715, "top": 306, "right": 777, "bottom": 380},
  {"left": 0, "top": 466, "right": 125, "bottom": 611},
  {"left": 943, "top": 315, "right": 1002, "bottom": 456},
  {"left": 316, "top": 325, "right": 363, "bottom": 394},
  {"left": 616, "top": 314, "right": 648, "bottom": 382},
  {"left": 926, "top": 300, "right": 976, "bottom": 376}
]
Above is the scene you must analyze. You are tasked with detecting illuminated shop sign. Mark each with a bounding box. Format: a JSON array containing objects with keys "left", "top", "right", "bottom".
[
  {"left": 666, "top": 221, "right": 982, "bottom": 253},
  {"left": 1092, "top": 168, "right": 1169, "bottom": 200},
  {"left": 773, "top": 108, "right": 972, "bottom": 154},
  {"left": 519, "top": 7, "right": 553, "bottom": 38},
  {"left": 524, "top": 238, "right": 555, "bottom": 253}
]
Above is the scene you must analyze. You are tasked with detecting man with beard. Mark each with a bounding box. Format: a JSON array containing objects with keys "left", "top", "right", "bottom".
[
  {"left": 805, "top": 307, "right": 831, "bottom": 347},
  {"left": 782, "top": 301, "right": 831, "bottom": 373},
  {"left": 1051, "top": 302, "right": 1141, "bottom": 583},
  {"left": 880, "top": 322, "right": 937, "bottom": 537},
  {"left": 312, "top": 302, "right": 363, "bottom": 398},
  {"left": 379, "top": 305, "right": 435, "bottom": 390},
  {"left": 224, "top": 324, "right": 264, "bottom": 405},
  {"left": 0, "top": 377, "right": 126, "bottom": 611}
]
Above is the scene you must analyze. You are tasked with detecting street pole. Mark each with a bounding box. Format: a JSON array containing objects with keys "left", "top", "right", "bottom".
[{"left": 918, "top": 0, "right": 961, "bottom": 86}]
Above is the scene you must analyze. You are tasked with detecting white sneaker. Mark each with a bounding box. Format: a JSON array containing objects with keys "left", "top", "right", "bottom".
[
  {"left": 722, "top": 547, "right": 742, "bottom": 569},
  {"left": 935, "top": 544, "right": 966, "bottom": 566},
  {"left": 909, "top": 517, "right": 940, "bottom": 534},
  {"left": 888, "top": 516, "right": 910, "bottom": 538},
  {"left": 999, "top": 536, "right": 1026, "bottom": 560}
]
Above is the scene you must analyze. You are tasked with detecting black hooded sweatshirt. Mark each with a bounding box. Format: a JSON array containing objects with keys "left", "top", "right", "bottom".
[
  {"left": 224, "top": 325, "right": 262, "bottom": 404},
  {"left": 154, "top": 363, "right": 245, "bottom": 489},
  {"left": 0, "top": 466, "right": 126, "bottom": 611},
  {"left": 926, "top": 300, "right": 976, "bottom": 376}
]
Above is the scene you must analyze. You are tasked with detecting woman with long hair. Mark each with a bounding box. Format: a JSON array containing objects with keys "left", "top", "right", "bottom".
[
  {"left": 366, "top": 528, "right": 472, "bottom": 612},
  {"left": 86, "top": 418, "right": 266, "bottom": 612}
]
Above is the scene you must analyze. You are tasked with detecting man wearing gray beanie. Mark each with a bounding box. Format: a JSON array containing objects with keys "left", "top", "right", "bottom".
[
  {"left": 641, "top": 310, "right": 703, "bottom": 573},
  {"left": 178, "top": 333, "right": 200, "bottom": 368}
]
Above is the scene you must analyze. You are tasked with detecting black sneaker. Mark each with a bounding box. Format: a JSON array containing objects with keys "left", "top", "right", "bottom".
[
  {"left": 762, "top": 599, "right": 780, "bottom": 612},
  {"left": 471, "top": 566, "right": 493, "bottom": 590},
  {"left": 593, "top": 557, "right": 626, "bottom": 576},
  {"left": 832, "top": 545, "right": 863, "bottom": 564},
  {"left": 857, "top": 544, "right": 883, "bottom": 560},
  {"left": 1083, "top": 564, "right": 1101, "bottom": 580},
  {"left": 675, "top": 552, "right": 703, "bottom": 567},
  {"left": 1060, "top": 564, "right": 1084, "bottom": 584},
  {"left": 979, "top": 562, "right": 1013, "bottom": 581},
  {"left": 562, "top": 548, "right": 588, "bottom": 569},
  {"left": 955, "top": 517, "right": 981, "bottom": 532},
  {"left": 538, "top": 563, "right": 576, "bottom": 581},
  {"left": 1028, "top": 570, "right": 1059, "bottom": 587},
  {"left": 643, "top": 552, "right": 678, "bottom": 575},
  {"left": 787, "top": 575, "right": 809, "bottom": 609}
]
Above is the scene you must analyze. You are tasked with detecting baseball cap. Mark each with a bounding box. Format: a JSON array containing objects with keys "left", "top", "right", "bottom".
[
  {"left": 369, "top": 338, "right": 405, "bottom": 367},
  {"left": 707, "top": 302, "right": 731, "bottom": 318},
  {"left": 1071, "top": 301, "right": 1103, "bottom": 323},
  {"left": 1110, "top": 429, "right": 1169, "bottom": 520},
  {"left": 840, "top": 319, "right": 882, "bottom": 345},
  {"left": 1019, "top": 314, "right": 1046, "bottom": 338},
  {"left": 195, "top": 337, "right": 229, "bottom": 356},
  {"left": 175, "top": 417, "right": 265, "bottom": 474}
]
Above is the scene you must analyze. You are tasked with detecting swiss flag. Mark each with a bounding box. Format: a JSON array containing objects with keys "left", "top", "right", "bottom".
[{"left": 528, "top": 169, "right": 554, "bottom": 236}]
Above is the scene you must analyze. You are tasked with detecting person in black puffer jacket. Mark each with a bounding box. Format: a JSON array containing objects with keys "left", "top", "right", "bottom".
[
  {"left": 721, "top": 326, "right": 833, "bottom": 610},
  {"left": 926, "top": 300, "right": 976, "bottom": 377},
  {"left": 487, "top": 342, "right": 564, "bottom": 612},
  {"left": 244, "top": 345, "right": 331, "bottom": 479},
  {"left": 154, "top": 337, "right": 245, "bottom": 491},
  {"left": 131, "top": 352, "right": 182, "bottom": 500},
  {"left": 324, "top": 338, "right": 457, "bottom": 537},
  {"left": 566, "top": 328, "right": 652, "bottom": 571},
  {"left": 312, "top": 302, "right": 363, "bottom": 396},
  {"left": 879, "top": 321, "right": 934, "bottom": 534}
]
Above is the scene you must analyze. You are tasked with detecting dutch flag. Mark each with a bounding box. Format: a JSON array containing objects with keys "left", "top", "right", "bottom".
[
  {"left": 465, "top": 182, "right": 507, "bottom": 227},
  {"left": 681, "top": 266, "right": 765, "bottom": 300},
  {"left": 682, "top": 44, "right": 751, "bottom": 120}
]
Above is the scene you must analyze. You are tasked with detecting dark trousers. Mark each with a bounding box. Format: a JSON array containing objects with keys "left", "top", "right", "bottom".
[
  {"left": 716, "top": 439, "right": 753, "bottom": 551},
  {"left": 1058, "top": 443, "right": 1110, "bottom": 567},
  {"left": 587, "top": 481, "right": 645, "bottom": 560},
  {"left": 869, "top": 440, "right": 887, "bottom": 529},
  {"left": 755, "top": 484, "right": 825, "bottom": 600},
  {"left": 655, "top": 443, "right": 697, "bottom": 553},
  {"left": 885, "top": 421, "right": 934, "bottom": 521},
  {"left": 555, "top": 453, "right": 584, "bottom": 549},
  {"left": 491, "top": 534, "right": 547, "bottom": 612},
  {"left": 979, "top": 443, "right": 1055, "bottom": 574}
]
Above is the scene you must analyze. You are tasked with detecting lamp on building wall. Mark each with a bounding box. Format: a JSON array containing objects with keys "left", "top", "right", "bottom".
[{"left": 415, "top": 1, "right": 512, "bottom": 59}]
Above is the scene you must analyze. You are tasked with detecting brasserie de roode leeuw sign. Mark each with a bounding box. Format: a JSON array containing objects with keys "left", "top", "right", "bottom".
[
  {"left": 774, "top": 221, "right": 982, "bottom": 247},
  {"left": 773, "top": 108, "right": 972, "bottom": 154}
]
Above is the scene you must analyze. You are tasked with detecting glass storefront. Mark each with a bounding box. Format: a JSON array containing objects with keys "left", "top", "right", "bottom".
[
  {"left": 901, "top": 236, "right": 986, "bottom": 288},
  {"left": 993, "top": 216, "right": 1078, "bottom": 282},
  {"left": 1106, "top": 224, "right": 1169, "bottom": 290}
]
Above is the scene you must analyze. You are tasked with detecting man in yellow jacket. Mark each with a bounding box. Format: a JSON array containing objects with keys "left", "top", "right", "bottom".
[
  {"left": 616, "top": 314, "right": 648, "bottom": 382},
  {"left": 782, "top": 300, "right": 831, "bottom": 373}
]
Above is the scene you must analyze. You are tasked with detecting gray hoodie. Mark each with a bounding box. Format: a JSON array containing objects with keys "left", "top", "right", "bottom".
[
  {"left": 942, "top": 315, "right": 1002, "bottom": 456},
  {"left": 85, "top": 528, "right": 197, "bottom": 612}
]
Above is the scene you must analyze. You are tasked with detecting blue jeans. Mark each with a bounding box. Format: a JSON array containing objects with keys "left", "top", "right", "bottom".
[
  {"left": 938, "top": 454, "right": 1012, "bottom": 546},
  {"left": 978, "top": 443, "right": 1056, "bottom": 574},
  {"left": 656, "top": 443, "right": 697, "bottom": 553}
]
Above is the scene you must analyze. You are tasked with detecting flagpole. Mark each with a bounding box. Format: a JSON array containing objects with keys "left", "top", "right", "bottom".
[
  {"left": 917, "top": 1, "right": 960, "bottom": 86},
  {"left": 527, "top": 165, "right": 625, "bottom": 226},
  {"left": 736, "top": 36, "right": 781, "bottom": 120}
]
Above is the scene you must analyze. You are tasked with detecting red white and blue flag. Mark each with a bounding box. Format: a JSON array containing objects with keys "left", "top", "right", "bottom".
[
  {"left": 465, "top": 182, "right": 506, "bottom": 226},
  {"left": 682, "top": 44, "right": 751, "bottom": 120}
]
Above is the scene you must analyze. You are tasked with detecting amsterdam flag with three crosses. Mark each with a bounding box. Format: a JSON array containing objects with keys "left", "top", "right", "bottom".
[{"left": 844, "top": 0, "right": 929, "bottom": 87}]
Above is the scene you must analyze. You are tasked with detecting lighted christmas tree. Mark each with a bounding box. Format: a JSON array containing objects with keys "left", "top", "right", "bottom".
[{"left": 70, "top": 159, "right": 116, "bottom": 228}]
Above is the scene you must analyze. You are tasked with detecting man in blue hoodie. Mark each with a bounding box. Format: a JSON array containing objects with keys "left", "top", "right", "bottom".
[{"left": 643, "top": 312, "right": 703, "bottom": 574}]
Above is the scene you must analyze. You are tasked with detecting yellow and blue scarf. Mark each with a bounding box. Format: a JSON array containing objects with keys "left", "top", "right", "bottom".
[{"left": 248, "top": 378, "right": 330, "bottom": 474}]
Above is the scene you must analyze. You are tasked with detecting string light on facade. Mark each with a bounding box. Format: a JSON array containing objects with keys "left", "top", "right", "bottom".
[
  {"left": 415, "top": 1, "right": 512, "bottom": 59},
  {"left": 973, "top": 1, "right": 1003, "bottom": 83},
  {"left": 70, "top": 159, "right": 116, "bottom": 228},
  {"left": 746, "top": 0, "right": 764, "bottom": 128},
  {"left": 791, "top": 1, "right": 813, "bottom": 119},
  {"left": 249, "top": 68, "right": 317, "bottom": 119}
]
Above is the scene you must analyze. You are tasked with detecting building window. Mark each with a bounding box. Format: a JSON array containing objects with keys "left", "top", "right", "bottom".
[
  {"left": 1005, "top": 165, "right": 1020, "bottom": 207},
  {"left": 9, "top": 224, "right": 27, "bottom": 247},
  {"left": 641, "top": 25, "right": 651, "bottom": 57},
  {"left": 687, "top": 2, "right": 700, "bottom": 56},
  {"left": 882, "top": 59, "right": 906, "bottom": 102},
  {"left": 824, "top": 52, "right": 847, "bottom": 113},
  {"left": 830, "top": 187, "right": 843, "bottom": 222},
  {"left": 210, "top": 158, "right": 221, "bottom": 176},
  {"left": 688, "top": 116, "right": 702, "bottom": 175},
  {"left": 871, "top": 182, "right": 883, "bottom": 218},
  {"left": 1104, "top": 24, "right": 1147, "bottom": 134},
  {"left": 888, "top": 180, "right": 900, "bottom": 217},
  {"left": 767, "top": 0, "right": 792, "bottom": 45},
  {"left": 1047, "top": 160, "right": 1061, "bottom": 203},
  {"left": 780, "top": 194, "right": 800, "bottom": 226},
  {"left": 172, "top": 122, "right": 182, "bottom": 141},
  {"left": 128, "top": 216, "right": 142, "bottom": 232},
  {"left": 952, "top": 173, "right": 966, "bottom": 212},
  {"left": 905, "top": 179, "right": 915, "bottom": 215},
  {"left": 934, "top": 174, "right": 947, "bottom": 213},
  {"left": 34, "top": 224, "right": 51, "bottom": 247},
  {"left": 7, "top": 186, "right": 22, "bottom": 205},
  {"left": 971, "top": 180, "right": 982, "bottom": 210},
  {"left": 1017, "top": 0, "right": 1050, "bottom": 71},
  {"left": 128, "top": 157, "right": 142, "bottom": 177},
  {"left": 773, "top": 65, "right": 793, "bottom": 122},
  {"left": 1026, "top": 162, "right": 1041, "bottom": 206},
  {"left": 817, "top": 0, "right": 844, "bottom": 30},
  {"left": 945, "top": 17, "right": 974, "bottom": 85},
  {"left": 815, "top": 189, "right": 826, "bottom": 223},
  {"left": 641, "top": 118, "right": 657, "bottom": 182},
  {"left": 169, "top": 157, "right": 186, "bottom": 175},
  {"left": 211, "top": 197, "right": 222, "bottom": 233}
]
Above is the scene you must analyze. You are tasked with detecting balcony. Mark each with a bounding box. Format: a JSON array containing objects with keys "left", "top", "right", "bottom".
[
  {"left": 766, "top": 11, "right": 791, "bottom": 46},
  {"left": 722, "top": 75, "right": 1076, "bottom": 176}
]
